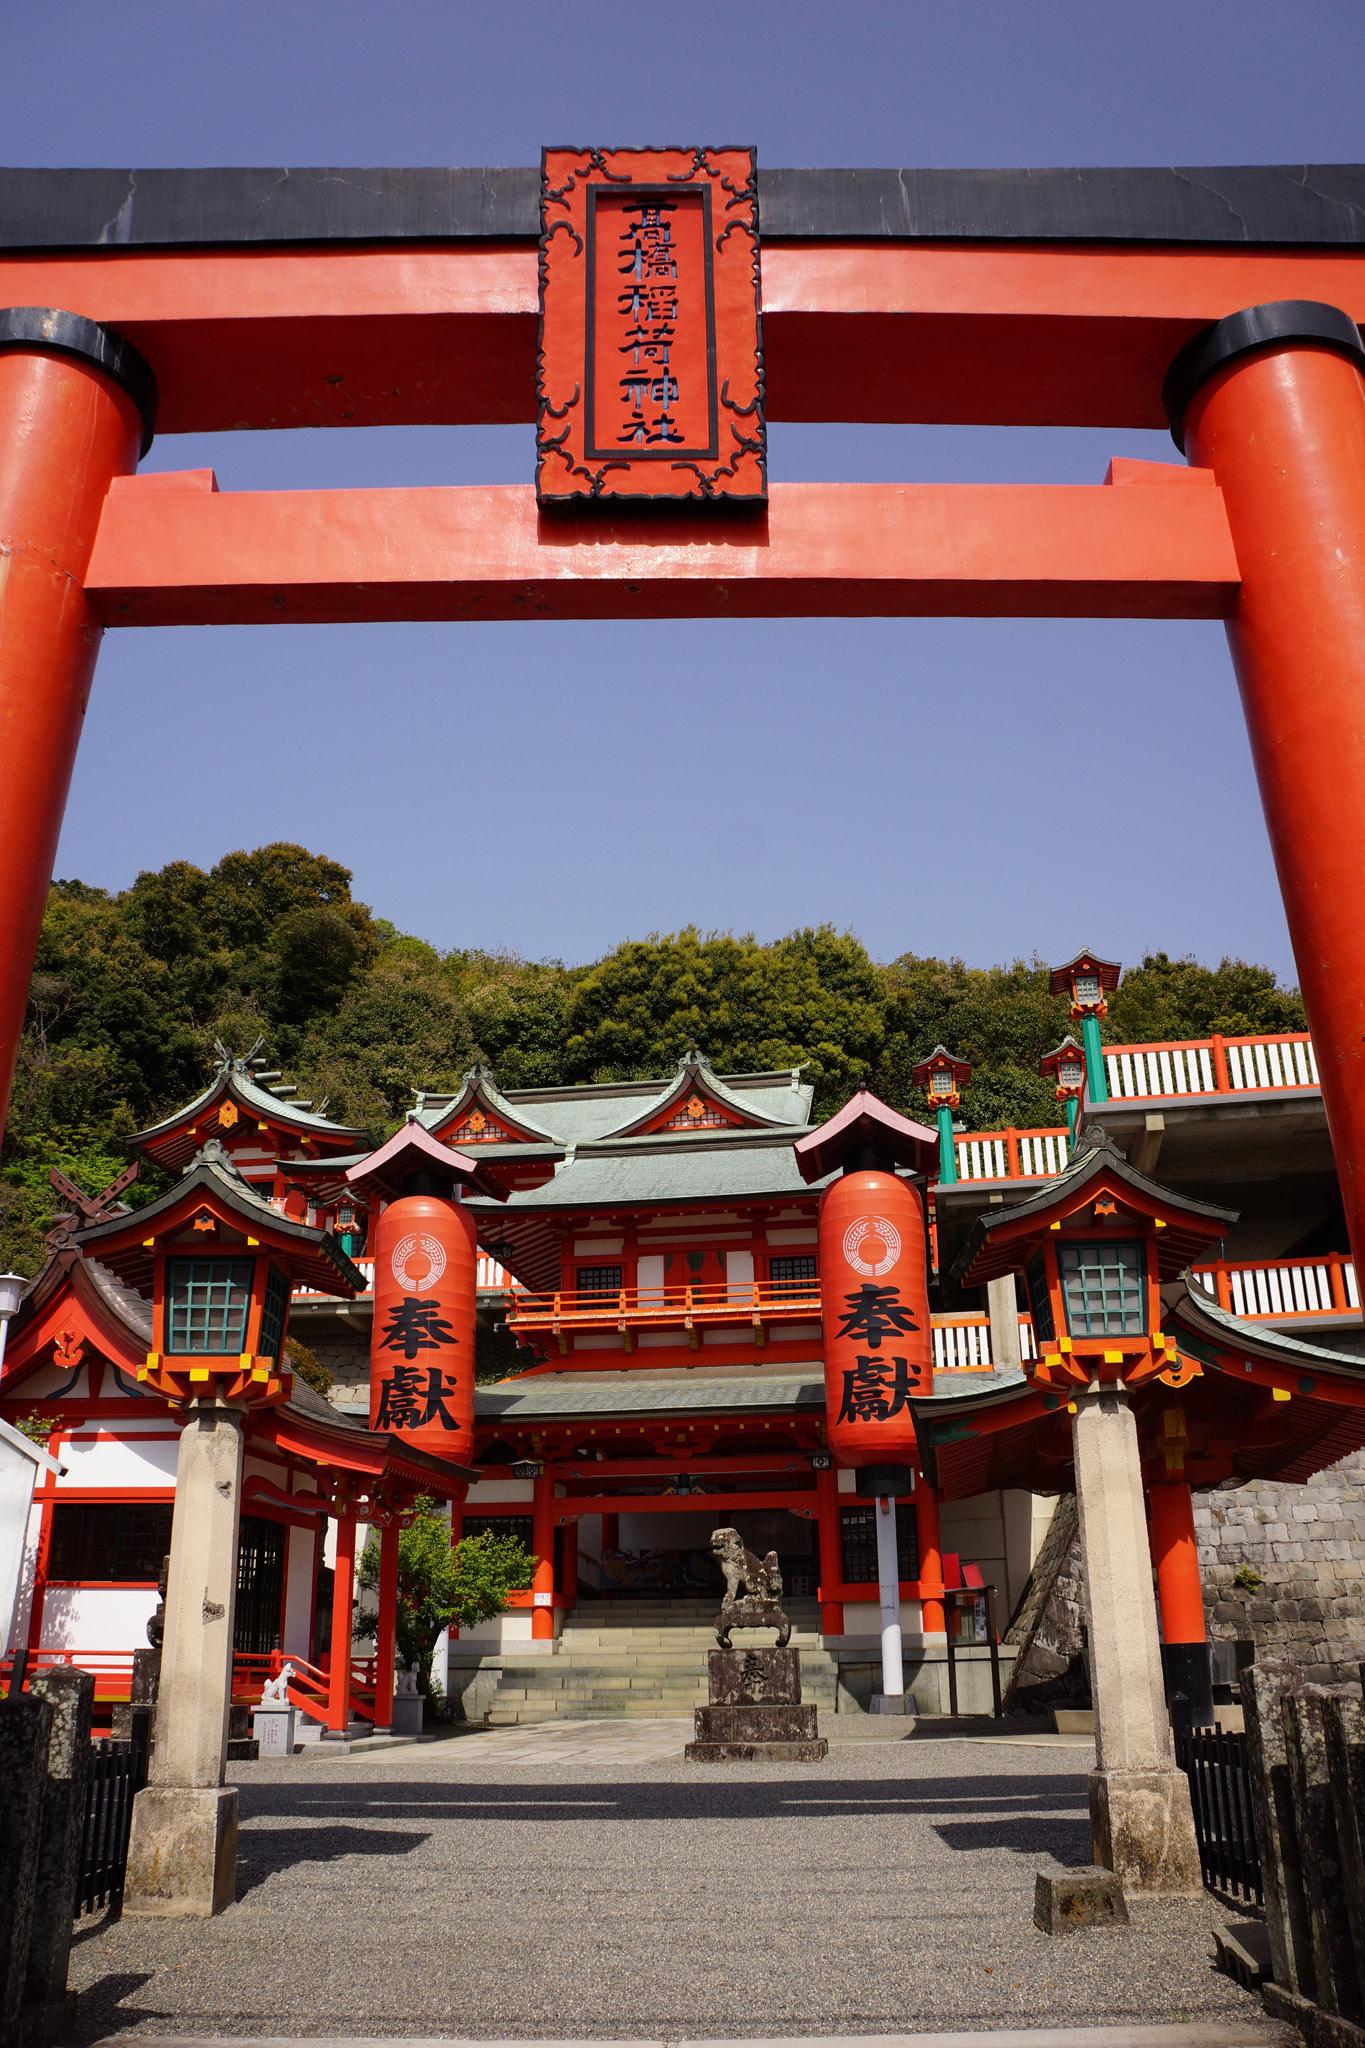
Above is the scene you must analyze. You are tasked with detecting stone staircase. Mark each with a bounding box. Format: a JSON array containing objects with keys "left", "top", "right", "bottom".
[{"left": 482, "top": 1596, "right": 839, "bottom": 1726}]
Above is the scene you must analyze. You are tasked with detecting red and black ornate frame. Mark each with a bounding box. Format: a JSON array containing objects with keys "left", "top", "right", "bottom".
[{"left": 537, "top": 146, "right": 765, "bottom": 504}]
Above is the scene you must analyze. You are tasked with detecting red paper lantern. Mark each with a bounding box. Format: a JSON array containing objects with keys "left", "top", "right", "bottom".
[
  {"left": 818, "top": 1169, "right": 932, "bottom": 1465},
  {"left": 369, "top": 1192, "right": 477, "bottom": 1459}
]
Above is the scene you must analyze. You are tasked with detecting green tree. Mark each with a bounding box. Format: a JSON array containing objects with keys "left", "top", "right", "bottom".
[{"left": 354, "top": 1510, "right": 535, "bottom": 1696}]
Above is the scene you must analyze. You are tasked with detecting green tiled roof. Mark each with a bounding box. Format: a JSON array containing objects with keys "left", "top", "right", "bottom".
[
  {"left": 417, "top": 1057, "right": 815, "bottom": 1150},
  {"left": 468, "top": 1131, "right": 828, "bottom": 1214},
  {"left": 476, "top": 1367, "right": 826, "bottom": 1421}
]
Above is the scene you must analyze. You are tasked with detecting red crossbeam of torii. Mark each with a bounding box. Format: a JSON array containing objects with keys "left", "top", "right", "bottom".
[{"left": 1, "top": 163, "right": 1364, "bottom": 1275}]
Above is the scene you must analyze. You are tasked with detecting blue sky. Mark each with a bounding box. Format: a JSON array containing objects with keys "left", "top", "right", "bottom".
[{"left": 7, "top": 1, "right": 1364, "bottom": 980}]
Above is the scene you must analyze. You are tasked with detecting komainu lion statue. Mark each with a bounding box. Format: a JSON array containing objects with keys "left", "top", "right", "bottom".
[{"left": 710, "top": 1525, "right": 791, "bottom": 1648}]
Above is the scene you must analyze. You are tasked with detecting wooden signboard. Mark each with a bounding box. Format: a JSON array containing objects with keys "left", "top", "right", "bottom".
[{"left": 537, "top": 147, "right": 766, "bottom": 506}]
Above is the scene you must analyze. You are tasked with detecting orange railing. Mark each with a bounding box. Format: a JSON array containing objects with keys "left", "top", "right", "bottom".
[
  {"left": 506, "top": 1277, "right": 823, "bottom": 1337},
  {"left": 1103, "top": 1031, "right": 1318, "bottom": 1101},
  {"left": 0, "top": 1647, "right": 135, "bottom": 1700},
  {"left": 1192, "top": 1253, "right": 1358, "bottom": 1320},
  {"left": 952, "top": 1127, "right": 1071, "bottom": 1184},
  {"left": 233, "top": 1648, "right": 377, "bottom": 1728}
]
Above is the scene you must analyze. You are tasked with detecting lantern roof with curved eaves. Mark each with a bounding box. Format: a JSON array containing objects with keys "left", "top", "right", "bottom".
[
  {"left": 345, "top": 1117, "right": 513, "bottom": 1203},
  {"left": 911, "top": 1275, "right": 1365, "bottom": 1502},
  {"left": 1039, "top": 1034, "right": 1086, "bottom": 1077},
  {"left": 951, "top": 1127, "right": 1235, "bottom": 1289},
  {"left": 74, "top": 1140, "right": 367, "bottom": 1296},
  {"left": 1048, "top": 950, "right": 1122, "bottom": 997},
  {"left": 794, "top": 1087, "right": 939, "bottom": 1183},
  {"left": 911, "top": 1045, "right": 973, "bottom": 1091},
  {"left": 126, "top": 1043, "right": 370, "bottom": 1175},
  {"left": 0, "top": 1243, "right": 472, "bottom": 1497}
]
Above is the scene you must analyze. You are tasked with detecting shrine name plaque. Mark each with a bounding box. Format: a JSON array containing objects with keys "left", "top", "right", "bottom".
[{"left": 537, "top": 147, "right": 766, "bottom": 506}]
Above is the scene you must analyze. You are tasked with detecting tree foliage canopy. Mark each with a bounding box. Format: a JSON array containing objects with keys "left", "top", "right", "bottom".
[
  {"left": 0, "top": 841, "right": 1305, "bottom": 1270},
  {"left": 355, "top": 1509, "right": 535, "bottom": 1690}
]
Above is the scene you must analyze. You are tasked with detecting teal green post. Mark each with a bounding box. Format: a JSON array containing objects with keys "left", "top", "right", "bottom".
[
  {"left": 1064, "top": 1094, "right": 1078, "bottom": 1146},
  {"left": 1081, "top": 1013, "right": 1108, "bottom": 1103},
  {"left": 936, "top": 1104, "right": 957, "bottom": 1184}
]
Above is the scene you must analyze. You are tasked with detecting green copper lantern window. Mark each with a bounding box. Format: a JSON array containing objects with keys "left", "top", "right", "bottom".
[
  {"left": 1073, "top": 972, "right": 1102, "bottom": 1008},
  {"left": 929, "top": 1068, "right": 955, "bottom": 1098},
  {"left": 257, "top": 1265, "right": 290, "bottom": 1362},
  {"left": 166, "top": 1258, "right": 254, "bottom": 1354},
  {"left": 1057, "top": 1240, "right": 1146, "bottom": 1337},
  {"left": 1058, "top": 1054, "right": 1085, "bottom": 1091}
]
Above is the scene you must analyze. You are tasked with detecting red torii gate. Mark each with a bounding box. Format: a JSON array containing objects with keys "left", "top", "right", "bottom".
[{"left": 1, "top": 160, "right": 1364, "bottom": 1258}]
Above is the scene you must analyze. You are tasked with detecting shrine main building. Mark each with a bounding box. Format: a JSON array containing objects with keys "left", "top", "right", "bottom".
[{"left": 5, "top": 950, "right": 1365, "bottom": 1731}]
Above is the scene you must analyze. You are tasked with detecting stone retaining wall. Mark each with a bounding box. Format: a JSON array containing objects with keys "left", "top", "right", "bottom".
[{"left": 1196, "top": 1450, "right": 1365, "bottom": 1682}]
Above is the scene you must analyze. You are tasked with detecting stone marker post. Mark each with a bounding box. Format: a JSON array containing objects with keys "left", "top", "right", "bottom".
[
  {"left": 1071, "top": 1382, "right": 1201, "bottom": 1890},
  {"left": 0, "top": 1694, "right": 53, "bottom": 2043},
  {"left": 986, "top": 1276, "right": 1023, "bottom": 1374},
  {"left": 1243, "top": 1659, "right": 1316, "bottom": 1997},
  {"left": 1282, "top": 1686, "right": 1363, "bottom": 2022},
  {"left": 124, "top": 1401, "right": 245, "bottom": 1918},
  {"left": 24, "top": 1667, "right": 93, "bottom": 2040},
  {"left": 1324, "top": 1693, "right": 1365, "bottom": 1986}
]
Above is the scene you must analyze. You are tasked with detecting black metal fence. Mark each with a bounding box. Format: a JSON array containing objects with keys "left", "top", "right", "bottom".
[
  {"left": 76, "top": 1706, "right": 151, "bottom": 1917},
  {"left": 1176, "top": 1723, "right": 1263, "bottom": 1907}
]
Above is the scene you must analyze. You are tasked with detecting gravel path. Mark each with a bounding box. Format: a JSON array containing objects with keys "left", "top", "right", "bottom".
[{"left": 67, "top": 1723, "right": 1276, "bottom": 2042}]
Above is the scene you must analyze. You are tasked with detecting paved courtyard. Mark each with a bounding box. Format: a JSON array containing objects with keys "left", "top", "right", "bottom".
[{"left": 68, "top": 1722, "right": 1276, "bottom": 2043}]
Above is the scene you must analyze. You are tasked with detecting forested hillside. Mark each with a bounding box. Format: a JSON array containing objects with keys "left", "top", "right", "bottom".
[{"left": 0, "top": 841, "right": 1306, "bottom": 1272}]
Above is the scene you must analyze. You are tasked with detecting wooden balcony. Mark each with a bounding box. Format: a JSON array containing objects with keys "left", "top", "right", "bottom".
[{"left": 505, "top": 1278, "right": 822, "bottom": 1351}]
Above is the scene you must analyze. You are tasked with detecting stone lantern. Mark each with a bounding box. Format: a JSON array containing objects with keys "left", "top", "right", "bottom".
[
  {"left": 75, "top": 1140, "right": 365, "bottom": 1918},
  {"left": 953, "top": 1129, "right": 1233, "bottom": 1888}
]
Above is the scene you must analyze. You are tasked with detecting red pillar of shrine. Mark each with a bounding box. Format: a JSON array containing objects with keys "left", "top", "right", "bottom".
[
  {"left": 531, "top": 1465, "right": 556, "bottom": 1643},
  {"left": 600, "top": 1511, "right": 619, "bottom": 1555},
  {"left": 1168, "top": 305, "right": 1365, "bottom": 1277},
  {"left": 0, "top": 312, "right": 154, "bottom": 1140},
  {"left": 815, "top": 1465, "right": 845, "bottom": 1637},
  {"left": 915, "top": 1475, "right": 946, "bottom": 1637},
  {"left": 326, "top": 1509, "right": 357, "bottom": 1733},
  {"left": 561, "top": 1522, "right": 579, "bottom": 1612},
  {"left": 1148, "top": 1480, "right": 1215, "bottom": 1733},
  {"left": 373, "top": 1518, "right": 400, "bottom": 1732}
]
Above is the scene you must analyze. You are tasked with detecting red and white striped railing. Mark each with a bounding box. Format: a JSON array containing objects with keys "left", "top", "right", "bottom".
[
  {"left": 932, "top": 1314, "right": 1038, "bottom": 1371},
  {"left": 1192, "top": 1253, "right": 1358, "bottom": 1320},
  {"left": 1104, "top": 1031, "right": 1317, "bottom": 1101},
  {"left": 295, "top": 1252, "right": 517, "bottom": 1304},
  {"left": 953, "top": 1127, "right": 1070, "bottom": 1183}
]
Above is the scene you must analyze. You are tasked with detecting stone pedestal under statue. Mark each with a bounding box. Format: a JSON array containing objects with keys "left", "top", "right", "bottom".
[
  {"left": 687, "top": 1645, "right": 827, "bottom": 1762},
  {"left": 687, "top": 1527, "right": 827, "bottom": 1762}
]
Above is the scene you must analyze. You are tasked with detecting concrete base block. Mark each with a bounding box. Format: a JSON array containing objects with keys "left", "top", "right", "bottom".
[
  {"left": 123, "top": 1785, "right": 238, "bottom": 1919},
  {"left": 1089, "top": 1765, "right": 1203, "bottom": 1893},
  {"left": 250, "top": 1704, "right": 296, "bottom": 1757},
  {"left": 869, "top": 1693, "right": 912, "bottom": 1716},
  {"left": 1033, "top": 1865, "right": 1129, "bottom": 1934},
  {"left": 389, "top": 1695, "right": 423, "bottom": 1736},
  {"left": 295, "top": 1716, "right": 323, "bottom": 1745},
  {"left": 685, "top": 1739, "right": 828, "bottom": 1762}
]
